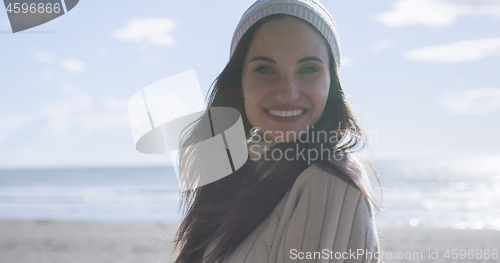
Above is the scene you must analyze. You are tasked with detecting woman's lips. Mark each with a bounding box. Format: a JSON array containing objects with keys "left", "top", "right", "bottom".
[{"left": 263, "top": 107, "right": 308, "bottom": 123}]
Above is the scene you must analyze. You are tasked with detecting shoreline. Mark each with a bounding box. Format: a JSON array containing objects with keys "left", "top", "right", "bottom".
[{"left": 1, "top": 220, "right": 499, "bottom": 263}]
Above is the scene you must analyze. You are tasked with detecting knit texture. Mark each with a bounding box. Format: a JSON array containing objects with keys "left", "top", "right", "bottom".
[
  {"left": 202, "top": 160, "right": 380, "bottom": 262},
  {"left": 230, "top": 0, "right": 342, "bottom": 71}
]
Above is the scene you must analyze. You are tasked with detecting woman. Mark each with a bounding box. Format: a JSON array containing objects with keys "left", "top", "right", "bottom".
[{"left": 173, "top": 0, "right": 380, "bottom": 262}]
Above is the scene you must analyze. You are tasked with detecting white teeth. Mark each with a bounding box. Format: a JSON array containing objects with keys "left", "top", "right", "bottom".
[{"left": 268, "top": 109, "right": 304, "bottom": 117}]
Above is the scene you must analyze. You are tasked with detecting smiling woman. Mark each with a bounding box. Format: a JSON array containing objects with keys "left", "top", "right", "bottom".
[{"left": 173, "top": 0, "right": 380, "bottom": 262}]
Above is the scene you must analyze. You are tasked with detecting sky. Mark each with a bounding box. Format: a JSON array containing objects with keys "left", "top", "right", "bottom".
[{"left": 0, "top": 0, "right": 499, "bottom": 168}]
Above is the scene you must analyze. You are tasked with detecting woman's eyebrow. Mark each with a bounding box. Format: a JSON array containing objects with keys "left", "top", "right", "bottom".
[
  {"left": 248, "top": 56, "right": 324, "bottom": 64},
  {"left": 248, "top": 56, "right": 276, "bottom": 63},
  {"left": 297, "top": 56, "right": 324, "bottom": 64}
]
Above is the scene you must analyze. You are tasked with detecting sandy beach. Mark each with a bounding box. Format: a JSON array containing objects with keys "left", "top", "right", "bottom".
[
  {"left": 1, "top": 220, "right": 500, "bottom": 263},
  {"left": 0, "top": 220, "right": 181, "bottom": 263}
]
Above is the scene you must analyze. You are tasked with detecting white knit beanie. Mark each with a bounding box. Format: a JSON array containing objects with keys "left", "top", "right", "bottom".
[{"left": 230, "top": 0, "right": 341, "bottom": 71}]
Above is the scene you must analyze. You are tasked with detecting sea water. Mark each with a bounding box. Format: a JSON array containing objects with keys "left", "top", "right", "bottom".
[
  {"left": 1, "top": 156, "right": 499, "bottom": 229},
  {"left": 372, "top": 155, "right": 500, "bottom": 230},
  {"left": 0, "top": 166, "right": 181, "bottom": 222}
]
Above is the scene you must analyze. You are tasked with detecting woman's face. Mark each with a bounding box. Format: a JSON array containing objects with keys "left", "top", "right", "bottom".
[{"left": 242, "top": 16, "right": 331, "bottom": 142}]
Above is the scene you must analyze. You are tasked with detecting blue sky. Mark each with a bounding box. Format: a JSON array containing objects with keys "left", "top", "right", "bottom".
[{"left": 0, "top": 0, "right": 499, "bottom": 168}]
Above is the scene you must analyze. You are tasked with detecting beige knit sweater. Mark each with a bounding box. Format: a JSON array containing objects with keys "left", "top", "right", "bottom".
[{"left": 202, "top": 158, "right": 380, "bottom": 263}]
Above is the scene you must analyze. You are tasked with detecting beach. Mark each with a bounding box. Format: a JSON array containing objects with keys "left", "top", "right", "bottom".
[
  {"left": 1, "top": 220, "right": 500, "bottom": 263},
  {"left": 1, "top": 164, "right": 499, "bottom": 262},
  {"left": 0, "top": 220, "right": 180, "bottom": 263}
]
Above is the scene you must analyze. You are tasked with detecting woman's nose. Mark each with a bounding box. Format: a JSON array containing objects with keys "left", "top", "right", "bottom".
[{"left": 274, "top": 76, "right": 300, "bottom": 103}]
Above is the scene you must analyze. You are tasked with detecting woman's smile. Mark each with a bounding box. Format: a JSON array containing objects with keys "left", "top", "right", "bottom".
[{"left": 262, "top": 106, "right": 309, "bottom": 123}]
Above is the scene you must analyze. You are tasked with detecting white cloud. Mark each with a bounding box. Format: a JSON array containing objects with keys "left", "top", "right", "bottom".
[
  {"left": 372, "top": 39, "right": 395, "bottom": 53},
  {"left": 378, "top": 0, "right": 500, "bottom": 27},
  {"left": 60, "top": 58, "right": 86, "bottom": 73},
  {"left": 405, "top": 38, "right": 500, "bottom": 63},
  {"left": 34, "top": 50, "right": 57, "bottom": 63},
  {"left": 443, "top": 87, "right": 500, "bottom": 115},
  {"left": 33, "top": 49, "right": 87, "bottom": 75},
  {"left": 113, "top": 18, "right": 177, "bottom": 46}
]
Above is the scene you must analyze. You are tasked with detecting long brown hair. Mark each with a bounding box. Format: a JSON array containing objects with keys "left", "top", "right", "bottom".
[{"left": 173, "top": 14, "right": 376, "bottom": 263}]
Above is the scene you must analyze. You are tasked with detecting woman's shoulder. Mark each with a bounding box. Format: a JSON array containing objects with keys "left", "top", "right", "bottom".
[
  {"left": 294, "top": 162, "right": 347, "bottom": 189},
  {"left": 287, "top": 155, "right": 376, "bottom": 216},
  {"left": 292, "top": 155, "right": 369, "bottom": 194}
]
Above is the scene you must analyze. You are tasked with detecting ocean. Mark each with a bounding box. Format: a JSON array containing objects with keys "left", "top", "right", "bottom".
[
  {"left": 372, "top": 155, "right": 500, "bottom": 230},
  {"left": 1, "top": 156, "right": 499, "bottom": 229},
  {"left": 0, "top": 166, "right": 181, "bottom": 222}
]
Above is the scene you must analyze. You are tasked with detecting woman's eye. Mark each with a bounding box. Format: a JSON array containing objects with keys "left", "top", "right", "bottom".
[
  {"left": 301, "top": 66, "right": 319, "bottom": 74},
  {"left": 255, "top": 66, "right": 273, "bottom": 75}
]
